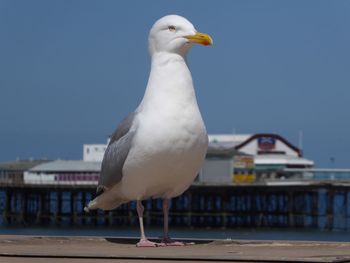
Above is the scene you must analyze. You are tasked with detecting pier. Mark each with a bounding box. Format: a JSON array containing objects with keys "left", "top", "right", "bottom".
[
  {"left": 0, "top": 235, "right": 350, "bottom": 262},
  {"left": 1, "top": 181, "right": 350, "bottom": 231}
]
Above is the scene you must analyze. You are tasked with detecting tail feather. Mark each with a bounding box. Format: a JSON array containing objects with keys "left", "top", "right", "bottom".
[
  {"left": 84, "top": 199, "right": 98, "bottom": 213},
  {"left": 84, "top": 195, "right": 126, "bottom": 212}
]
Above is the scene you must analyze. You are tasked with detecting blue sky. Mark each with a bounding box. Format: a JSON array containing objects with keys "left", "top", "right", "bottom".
[{"left": 0, "top": 1, "right": 349, "bottom": 167}]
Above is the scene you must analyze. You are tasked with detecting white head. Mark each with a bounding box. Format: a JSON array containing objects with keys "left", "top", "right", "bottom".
[{"left": 148, "top": 15, "right": 213, "bottom": 57}]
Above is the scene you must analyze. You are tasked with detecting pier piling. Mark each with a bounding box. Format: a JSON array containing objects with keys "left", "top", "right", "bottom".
[{"left": 0, "top": 183, "right": 349, "bottom": 230}]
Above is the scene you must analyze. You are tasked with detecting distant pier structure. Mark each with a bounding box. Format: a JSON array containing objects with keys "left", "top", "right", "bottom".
[
  {"left": 0, "top": 166, "right": 349, "bottom": 230},
  {"left": 0, "top": 182, "right": 350, "bottom": 230},
  {"left": 0, "top": 133, "right": 349, "bottom": 230}
]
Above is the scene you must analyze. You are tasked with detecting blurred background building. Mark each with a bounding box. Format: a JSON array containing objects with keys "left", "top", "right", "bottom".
[
  {"left": 5, "top": 133, "right": 350, "bottom": 186},
  {"left": 81, "top": 133, "right": 315, "bottom": 185}
]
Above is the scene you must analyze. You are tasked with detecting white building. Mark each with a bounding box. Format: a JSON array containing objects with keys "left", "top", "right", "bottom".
[
  {"left": 208, "top": 133, "right": 314, "bottom": 169},
  {"left": 208, "top": 133, "right": 314, "bottom": 182},
  {"left": 24, "top": 160, "right": 101, "bottom": 185},
  {"left": 83, "top": 144, "right": 107, "bottom": 162},
  {"left": 81, "top": 133, "right": 314, "bottom": 184}
]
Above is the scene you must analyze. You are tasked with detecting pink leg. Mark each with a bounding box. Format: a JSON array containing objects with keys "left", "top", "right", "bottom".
[
  {"left": 162, "top": 198, "right": 184, "bottom": 246},
  {"left": 136, "top": 200, "right": 163, "bottom": 247}
]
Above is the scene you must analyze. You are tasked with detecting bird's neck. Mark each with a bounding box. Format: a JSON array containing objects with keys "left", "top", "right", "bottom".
[
  {"left": 140, "top": 52, "right": 197, "bottom": 110},
  {"left": 151, "top": 51, "right": 188, "bottom": 68}
]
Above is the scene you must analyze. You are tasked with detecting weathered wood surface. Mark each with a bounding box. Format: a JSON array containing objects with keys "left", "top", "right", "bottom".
[{"left": 0, "top": 235, "right": 350, "bottom": 263}]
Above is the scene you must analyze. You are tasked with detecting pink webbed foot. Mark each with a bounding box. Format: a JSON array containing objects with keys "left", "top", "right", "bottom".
[
  {"left": 162, "top": 237, "right": 185, "bottom": 246},
  {"left": 136, "top": 239, "right": 165, "bottom": 247}
]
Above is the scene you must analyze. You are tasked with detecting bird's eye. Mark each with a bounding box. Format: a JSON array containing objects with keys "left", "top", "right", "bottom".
[{"left": 168, "top": 25, "right": 176, "bottom": 32}]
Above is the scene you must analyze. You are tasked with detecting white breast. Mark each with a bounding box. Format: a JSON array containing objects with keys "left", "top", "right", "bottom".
[{"left": 120, "top": 52, "right": 208, "bottom": 200}]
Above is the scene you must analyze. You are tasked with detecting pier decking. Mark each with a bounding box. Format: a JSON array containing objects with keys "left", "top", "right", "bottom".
[{"left": 0, "top": 235, "right": 350, "bottom": 263}]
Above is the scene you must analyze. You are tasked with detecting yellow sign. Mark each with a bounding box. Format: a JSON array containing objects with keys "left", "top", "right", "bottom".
[
  {"left": 234, "top": 156, "right": 254, "bottom": 169},
  {"left": 232, "top": 173, "right": 256, "bottom": 183},
  {"left": 233, "top": 155, "right": 256, "bottom": 183}
]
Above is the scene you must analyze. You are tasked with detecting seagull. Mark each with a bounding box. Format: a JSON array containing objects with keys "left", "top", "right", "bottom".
[{"left": 85, "top": 14, "right": 212, "bottom": 247}]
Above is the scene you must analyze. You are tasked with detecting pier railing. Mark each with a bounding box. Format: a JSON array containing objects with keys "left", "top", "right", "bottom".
[{"left": 2, "top": 168, "right": 350, "bottom": 188}]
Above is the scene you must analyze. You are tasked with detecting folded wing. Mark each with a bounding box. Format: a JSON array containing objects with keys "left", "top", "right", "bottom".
[{"left": 97, "top": 112, "right": 136, "bottom": 195}]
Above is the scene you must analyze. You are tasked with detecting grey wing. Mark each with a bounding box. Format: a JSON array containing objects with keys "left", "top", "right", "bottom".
[
  {"left": 97, "top": 112, "right": 136, "bottom": 194},
  {"left": 109, "top": 112, "right": 135, "bottom": 145}
]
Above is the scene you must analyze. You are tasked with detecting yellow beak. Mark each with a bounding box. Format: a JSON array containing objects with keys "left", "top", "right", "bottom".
[{"left": 184, "top": 32, "right": 213, "bottom": 46}]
